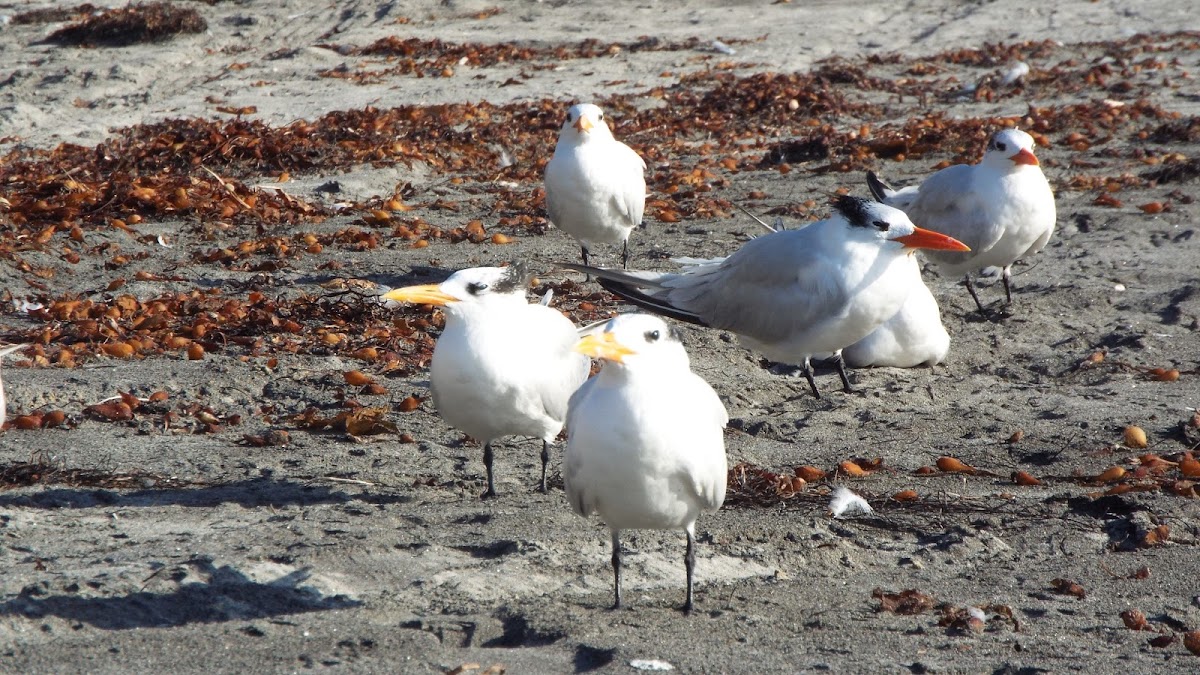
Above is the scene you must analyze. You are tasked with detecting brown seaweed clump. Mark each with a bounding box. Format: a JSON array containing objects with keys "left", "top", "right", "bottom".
[{"left": 45, "top": 2, "right": 206, "bottom": 47}]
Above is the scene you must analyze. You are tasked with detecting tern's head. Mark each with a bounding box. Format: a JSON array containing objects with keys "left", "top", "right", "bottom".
[
  {"left": 558, "top": 103, "right": 614, "bottom": 143},
  {"left": 982, "top": 128, "right": 1039, "bottom": 168},
  {"left": 382, "top": 263, "right": 531, "bottom": 311},
  {"left": 574, "top": 314, "right": 689, "bottom": 371},
  {"left": 833, "top": 195, "right": 970, "bottom": 254}
]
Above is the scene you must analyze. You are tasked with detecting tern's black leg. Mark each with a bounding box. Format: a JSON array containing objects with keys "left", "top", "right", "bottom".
[
  {"left": 832, "top": 350, "right": 853, "bottom": 392},
  {"left": 802, "top": 358, "right": 821, "bottom": 399},
  {"left": 482, "top": 442, "right": 497, "bottom": 498},
  {"left": 539, "top": 440, "right": 550, "bottom": 493},
  {"left": 610, "top": 529, "right": 622, "bottom": 610},
  {"left": 1002, "top": 265, "right": 1013, "bottom": 304},
  {"left": 963, "top": 274, "right": 987, "bottom": 315},
  {"left": 580, "top": 246, "right": 592, "bottom": 281},
  {"left": 622, "top": 240, "right": 630, "bottom": 269},
  {"left": 683, "top": 528, "right": 696, "bottom": 614}
]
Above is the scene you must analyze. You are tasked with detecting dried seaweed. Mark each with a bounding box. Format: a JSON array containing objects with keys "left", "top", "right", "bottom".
[
  {"left": 44, "top": 2, "right": 207, "bottom": 47},
  {"left": 11, "top": 4, "right": 98, "bottom": 25},
  {"left": 0, "top": 460, "right": 196, "bottom": 490},
  {"left": 318, "top": 36, "right": 745, "bottom": 83},
  {"left": 1142, "top": 156, "right": 1200, "bottom": 183}
]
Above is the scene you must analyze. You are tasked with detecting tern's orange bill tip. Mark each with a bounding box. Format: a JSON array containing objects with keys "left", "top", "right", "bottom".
[
  {"left": 573, "top": 114, "right": 594, "bottom": 133},
  {"left": 1012, "top": 148, "right": 1039, "bottom": 166},
  {"left": 892, "top": 227, "right": 971, "bottom": 252}
]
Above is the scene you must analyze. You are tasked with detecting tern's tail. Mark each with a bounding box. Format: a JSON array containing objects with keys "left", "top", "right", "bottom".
[
  {"left": 865, "top": 171, "right": 894, "bottom": 203},
  {"left": 557, "top": 263, "right": 709, "bottom": 328}
]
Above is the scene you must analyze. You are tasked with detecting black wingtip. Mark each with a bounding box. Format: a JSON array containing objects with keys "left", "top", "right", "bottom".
[
  {"left": 865, "top": 171, "right": 891, "bottom": 203},
  {"left": 595, "top": 278, "right": 709, "bottom": 328}
]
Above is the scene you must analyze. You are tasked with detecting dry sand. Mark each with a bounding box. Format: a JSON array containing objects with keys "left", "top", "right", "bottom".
[{"left": 1, "top": 1, "right": 1199, "bottom": 673}]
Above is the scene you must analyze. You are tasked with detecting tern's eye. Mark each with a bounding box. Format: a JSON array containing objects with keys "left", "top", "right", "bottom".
[
  {"left": 873, "top": 220, "right": 890, "bottom": 231},
  {"left": 644, "top": 330, "right": 660, "bottom": 343},
  {"left": 466, "top": 282, "right": 488, "bottom": 295},
  {"left": 995, "top": 141, "right": 1007, "bottom": 152},
  {"left": 598, "top": 112, "right": 604, "bottom": 120}
]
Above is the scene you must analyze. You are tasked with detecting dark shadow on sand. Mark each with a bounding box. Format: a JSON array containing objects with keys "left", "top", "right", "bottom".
[
  {"left": 0, "top": 477, "right": 411, "bottom": 510},
  {"left": 0, "top": 558, "right": 359, "bottom": 630}
]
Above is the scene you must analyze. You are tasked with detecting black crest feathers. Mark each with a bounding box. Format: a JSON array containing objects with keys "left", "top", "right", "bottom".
[
  {"left": 832, "top": 195, "right": 875, "bottom": 228},
  {"left": 495, "top": 261, "right": 532, "bottom": 294}
]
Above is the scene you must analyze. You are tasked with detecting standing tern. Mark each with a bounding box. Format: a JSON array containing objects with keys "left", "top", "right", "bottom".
[
  {"left": 545, "top": 103, "right": 647, "bottom": 268},
  {"left": 382, "top": 264, "right": 590, "bottom": 497},
  {"left": 565, "top": 314, "right": 727, "bottom": 612},
  {"left": 562, "top": 196, "right": 969, "bottom": 398},
  {"left": 733, "top": 205, "right": 949, "bottom": 369},
  {"left": 0, "top": 344, "right": 28, "bottom": 430},
  {"left": 867, "top": 128, "right": 1056, "bottom": 313}
]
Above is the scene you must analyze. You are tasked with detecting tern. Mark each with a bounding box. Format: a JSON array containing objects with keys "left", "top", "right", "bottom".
[
  {"left": 565, "top": 314, "right": 727, "bottom": 612},
  {"left": 867, "top": 128, "right": 1056, "bottom": 313},
  {"left": 731, "top": 206, "right": 949, "bottom": 370},
  {"left": 545, "top": 103, "right": 647, "bottom": 269},
  {"left": 841, "top": 257, "right": 950, "bottom": 368},
  {"left": 562, "top": 195, "right": 969, "bottom": 398},
  {"left": 0, "top": 344, "right": 28, "bottom": 430},
  {"left": 382, "top": 264, "right": 591, "bottom": 497}
]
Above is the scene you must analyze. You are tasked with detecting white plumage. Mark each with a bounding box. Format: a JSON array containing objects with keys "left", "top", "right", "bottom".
[
  {"left": 382, "top": 265, "right": 590, "bottom": 497},
  {"left": 0, "top": 344, "right": 28, "bottom": 430},
  {"left": 867, "top": 128, "right": 1056, "bottom": 313},
  {"left": 563, "top": 196, "right": 969, "bottom": 398},
  {"left": 545, "top": 103, "right": 646, "bottom": 268},
  {"left": 565, "top": 314, "right": 727, "bottom": 612},
  {"left": 841, "top": 256, "right": 950, "bottom": 368}
]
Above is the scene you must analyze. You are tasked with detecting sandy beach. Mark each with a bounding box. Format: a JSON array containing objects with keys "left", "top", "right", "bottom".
[{"left": 2, "top": 1, "right": 1199, "bottom": 672}]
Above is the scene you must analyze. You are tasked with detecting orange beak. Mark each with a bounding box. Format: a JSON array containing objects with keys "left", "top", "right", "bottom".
[
  {"left": 382, "top": 284, "right": 458, "bottom": 306},
  {"left": 892, "top": 227, "right": 971, "bottom": 252},
  {"left": 573, "top": 114, "right": 594, "bottom": 133},
  {"left": 574, "top": 332, "right": 635, "bottom": 363},
  {"left": 1011, "top": 148, "right": 1039, "bottom": 166}
]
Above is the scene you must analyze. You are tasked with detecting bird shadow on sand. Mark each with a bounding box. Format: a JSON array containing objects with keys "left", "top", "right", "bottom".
[
  {"left": 0, "top": 476, "right": 411, "bottom": 511},
  {"left": 0, "top": 558, "right": 360, "bottom": 630}
]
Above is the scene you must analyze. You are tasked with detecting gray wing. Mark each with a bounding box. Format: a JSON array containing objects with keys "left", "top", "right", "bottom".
[
  {"left": 610, "top": 142, "right": 647, "bottom": 227},
  {"left": 677, "top": 372, "right": 728, "bottom": 512},
  {"left": 662, "top": 229, "right": 845, "bottom": 344},
  {"left": 562, "top": 228, "right": 844, "bottom": 345},
  {"left": 903, "top": 166, "right": 1005, "bottom": 255},
  {"left": 543, "top": 154, "right": 569, "bottom": 228},
  {"left": 563, "top": 376, "right": 600, "bottom": 517},
  {"left": 530, "top": 305, "right": 591, "bottom": 425}
]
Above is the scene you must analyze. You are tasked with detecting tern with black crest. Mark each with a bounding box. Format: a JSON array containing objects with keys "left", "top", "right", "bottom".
[
  {"left": 382, "top": 264, "right": 590, "bottom": 497},
  {"left": 563, "top": 196, "right": 969, "bottom": 398},
  {"left": 867, "top": 128, "right": 1056, "bottom": 313}
]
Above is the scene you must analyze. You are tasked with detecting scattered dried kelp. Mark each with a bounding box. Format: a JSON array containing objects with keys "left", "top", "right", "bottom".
[
  {"left": 319, "top": 36, "right": 748, "bottom": 83},
  {"left": 1, "top": 459, "right": 196, "bottom": 490},
  {"left": 11, "top": 4, "right": 98, "bottom": 25},
  {"left": 45, "top": 2, "right": 207, "bottom": 47},
  {"left": 1, "top": 276, "right": 620, "bottom": 370}
]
